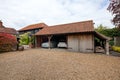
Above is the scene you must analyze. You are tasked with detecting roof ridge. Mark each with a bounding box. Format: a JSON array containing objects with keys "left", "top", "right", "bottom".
[
  {"left": 48, "top": 20, "right": 93, "bottom": 27},
  {"left": 27, "top": 22, "right": 47, "bottom": 26}
]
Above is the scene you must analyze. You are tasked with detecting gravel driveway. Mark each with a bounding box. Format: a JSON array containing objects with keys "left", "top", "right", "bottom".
[{"left": 0, "top": 48, "right": 120, "bottom": 80}]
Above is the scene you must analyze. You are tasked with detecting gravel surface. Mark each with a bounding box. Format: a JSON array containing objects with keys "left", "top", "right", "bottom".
[
  {"left": 110, "top": 51, "right": 120, "bottom": 57},
  {"left": 0, "top": 48, "right": 120, "bottom": 80}
]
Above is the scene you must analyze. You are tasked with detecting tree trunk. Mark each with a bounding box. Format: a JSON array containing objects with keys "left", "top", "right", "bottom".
[{"left": 114, "top": 37, "right": 120, "bottom": 46}]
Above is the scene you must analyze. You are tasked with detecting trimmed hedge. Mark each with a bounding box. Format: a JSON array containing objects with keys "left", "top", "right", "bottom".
[{"left": 112, "top": 46, "right": 120, "bottom": 53}]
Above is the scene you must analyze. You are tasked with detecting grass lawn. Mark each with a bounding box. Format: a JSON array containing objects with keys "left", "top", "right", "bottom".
[{"left": 0, "top": 48, "right": 120, "bottom": 80}]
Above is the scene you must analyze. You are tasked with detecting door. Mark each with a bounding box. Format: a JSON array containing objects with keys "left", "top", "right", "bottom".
[{"left": 68, "top": 35, "right": 79, "bottom": 52}]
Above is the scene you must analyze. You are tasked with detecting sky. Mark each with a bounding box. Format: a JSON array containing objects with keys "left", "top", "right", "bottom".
[{"left": 0, "top": 0, "right": 114, "bottom": 30}]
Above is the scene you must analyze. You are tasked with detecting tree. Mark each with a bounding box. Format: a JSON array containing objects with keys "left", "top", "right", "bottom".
[
  {"left": 95, "top": 24, "right": 120, "bottom": 37},
  {"left": 107, "top": 0, "right": 120, "bottom": 28},
  {"left": 0, "top": 33, "right": 17, "bottom": 52},
  {"left": 95, "top": 24, "right": 108, "bottom": 35},
  {"left": 95, "top": 24, "right": 120, "bottom": 46}
]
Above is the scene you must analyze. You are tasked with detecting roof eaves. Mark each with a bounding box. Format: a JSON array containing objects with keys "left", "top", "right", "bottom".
[
  {"left": 95, "top": 31, "right": 111, "bottom": 40},
  {"left": 18, "top": 27, "right": 43, "bottom": 32},
  {"left": 35, "top": 31, "right": 94, "bottom": 36}
]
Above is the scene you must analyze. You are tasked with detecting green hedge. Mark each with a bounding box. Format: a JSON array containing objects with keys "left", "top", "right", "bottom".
[{"left": 112, "top": 46, "right": 120, "bottom": 53}]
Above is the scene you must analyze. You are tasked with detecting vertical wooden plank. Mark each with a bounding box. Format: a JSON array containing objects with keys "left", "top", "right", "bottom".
[
  {"left": 79, "top": 34, "right": 93, "bottom": 53},
  {"left": 68, "top": 34, "right": 94, "bottom": 53},
  {"left": 68, "top": 35, "right": 79, "bottom": 52},
  {"left": 79, "top": 34, "right": 86, "bottom": 52},
  {"left": 92, "top": 34, "right": 95, "bottom": 53}
]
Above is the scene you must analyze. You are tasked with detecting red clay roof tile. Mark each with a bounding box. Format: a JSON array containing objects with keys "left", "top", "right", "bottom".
[
  {"left": 19, "top": 23, "right": 48, "bottom": 31},
  {"left": 0, "top": 27, "right": 17, "bottom": 34},
  {"left": 35, "top": 20, "right": 94, "bottom": 35}
]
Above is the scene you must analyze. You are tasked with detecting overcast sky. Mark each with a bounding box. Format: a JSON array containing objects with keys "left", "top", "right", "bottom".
[{"left": 0, "top": 0, "right": 114, "bottom": 30}]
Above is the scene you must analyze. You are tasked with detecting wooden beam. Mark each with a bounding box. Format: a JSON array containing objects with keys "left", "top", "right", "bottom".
[
  {"left": 48, "top": 35, "right": 52, "bottom": 49},
  {"left": 106, "top": 40, "right": 109, "bottom": 55}
]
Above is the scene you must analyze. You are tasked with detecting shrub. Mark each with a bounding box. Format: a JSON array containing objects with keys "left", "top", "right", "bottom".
[
  {"left": 0, "top": 33, "right": 17, "bottom": 52},
  {"left": 19, "top": 32, "right": 30, "bottom": 45},
  {"left": 109, "top": 40, "right": 114, "bottom": 46},
  {"left": 112, "top": 46, "right": 120, "bottom": 53},
  {"left": 19, "top": 32, "right": 35, "bottom": 47}
]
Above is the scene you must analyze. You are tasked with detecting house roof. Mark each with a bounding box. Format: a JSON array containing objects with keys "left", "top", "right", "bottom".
[
  {"left": 95, "top": 31, "right": 111, "bottom": 40},
  {"left": 0, "top": 27, "right": 17, "bottom": 34},
  {"left": 19, "top": 23, "right": 48, "bottom": 31},
  {"left": 35, "top": 20, "right": 94, "bottom": 36}
]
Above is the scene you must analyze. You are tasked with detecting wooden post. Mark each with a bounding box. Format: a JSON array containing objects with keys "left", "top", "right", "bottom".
[
  {"left": 35, "top": 36, "right": 37, "bottom": 48},
  {"left": 106, "top": 40, "right": 109, "bottom": 55},
  {"left": 36, "top": 36, "right": 39, "bottom": 47},
  {"left": 36, "top": 36, "right": 42, "bottom": 47},
  {"left": 48, "top": 35, "right": 52, "bottom": 49},
  {"left": 114, "top": 37, "right": 116, "bottom": 46}
]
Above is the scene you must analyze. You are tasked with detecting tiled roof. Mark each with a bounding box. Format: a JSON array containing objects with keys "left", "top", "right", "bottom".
[
  {"left": 95, "top": 31, "right": 111, "bottom": 40},
  {"left": 19, "top": 23, "right": 48, "bottom": 31},
  {"left": 35, "top": 20, "right": 94, "bottom": 35},
  {"left": 0, "top": 27, "right": 17, "bottom": 34}
]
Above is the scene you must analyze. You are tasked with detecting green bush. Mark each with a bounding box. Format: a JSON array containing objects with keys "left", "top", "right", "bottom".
[
  {"left": 112, "top": 46, "right": 120, "bottom": 53},
  {"left": 109, "top": 40, "right": 114, "bottom": 46},
  {"left": 19, "top": 32, "right": 35, "bottom": 46},
  {"left": 19, "top": 32, "right": 30, "bottom": 45}
]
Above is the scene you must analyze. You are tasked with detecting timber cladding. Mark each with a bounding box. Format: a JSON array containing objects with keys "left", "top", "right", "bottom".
[{"left": 67, "top": 33, "right": 94, "bottom": 53}]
